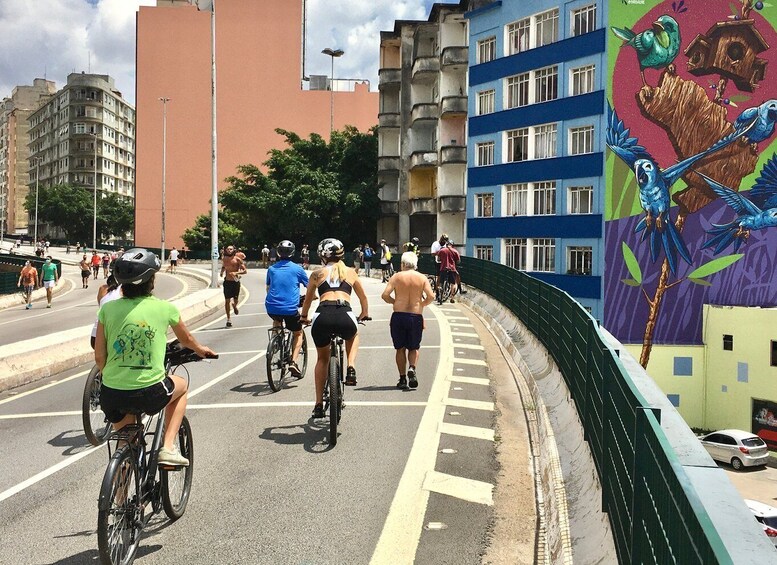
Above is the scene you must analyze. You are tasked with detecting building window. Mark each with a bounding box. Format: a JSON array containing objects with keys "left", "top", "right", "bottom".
[
  {"left": 74, "top": 123, "right": 86, "bottom": 134},
  {"left": 534, "top": 123, "right": 557, "bottom": 159},
  {"left": 572, "top": 4, "right": 597, "bottom": 36},
  {"left": 476, "top": 142, "right": 494, "bottom": 166},
  {"left": 477, "top": 36, "right": 496, "bottom": 63},
  {"left": 506, "top": 73, "right": 530, "bottom": 109},
  {"left": 535, "top": 66, "right": 558, "bottom": 103},
  {"left": 475, "top": 245, "right": 494, "bottom": 261},
  {"left": 505, "top": 238, "right": 527, "bottom": 270},
  {"left": 535, "top": 9, "right": 559, "bottom": 47},
  {"left": 505, "top": 183, "right": 528, "bottom": 216},
  {"left": 569, "top": 186, "right": 594, "bottom": 214},
  {"left": 571, "top": 64, "right": 596, "bottom": 96},
  {"left": 532, "top": 238, "right": 556, "bottom": 272},
  {"left": 507, "top": 18, "right": 531, "bottom": 55},
  {"left": 771, "top": 341, "right": 777, "bottom": 366},
  {"left": 506, "top": 128, "right": 529, "bottom": 162},
  {"left": 477, "top": 89, "right": 495, "bottom": 115},
  {"left": 533, "top": 182, "right": 556, "bottom": 215},
  {"left": 723, "top": 334, "right": 733, "bottom": 351},
  {"left": 475, "top": 193, "right": 494, "bottom": 217},
  {"left": 568, "top": 246, "right": 593, "bottom": 275},
  {"left": 570, "top": 126, "right": 594, "bottom": 155}
]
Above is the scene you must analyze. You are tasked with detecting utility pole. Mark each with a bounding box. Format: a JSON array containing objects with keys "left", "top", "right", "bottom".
[
  {"left": 210, "top": 0, "right": 220, "bottom": 287},
  {"left": 159, "top": 97, "right": 170, "bottom": 263},
  {"left": 92, "top": 131, "right": 98, "bottom": 250},
  {"left": 34, "top": 158, "right": 39, "bottom": 245}
]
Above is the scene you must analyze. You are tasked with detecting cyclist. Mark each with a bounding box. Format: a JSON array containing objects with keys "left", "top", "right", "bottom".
[
  {"left": 430, "top": 233, "right": 448, "bottom": 291},
  {"left": 265, "top": 240, "right": 309, "bottom": 377},
  {"left": 437, "top": 239, "right": 461, "bottom": 303},
  {"left": 95, "top": 248, "right": 216, "bottom": 467},
  {"left": 300, "top": 238, "right": 369, "bottom": 419},
  {"left": 403, "top": 237, "right": 420, "bottom": 255}
]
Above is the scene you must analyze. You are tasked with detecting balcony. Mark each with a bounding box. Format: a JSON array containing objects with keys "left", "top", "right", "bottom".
[
  {"left": 412, "top": 56, "right": 439, "bottom": 82},
  {"left": 380, "top": 201, "right": 399, "bottom": 216},
  {"left": 411, "top": 103, "right": 439, "bottom": 125},
  {"left": 410, "top": 150, "right": 438, "bottom": 170},
  {"left": 410, "top": 198, "right": 437, "bottom": 215},
  {"left": 438, "top": 195, "right": 466, "bottom": 213},
  {"left": 378, "top": 112, "right": 400, "bottom": 128},
  {"left": 440, "top": 46, "right": 468, "bottom": 69},
  {"left": 378, "top": 156, "right": 400, "bottom": 172},
  {"left": 378, "top": 68, "right": 401, "bottom": 90},
  {"left": 440, "top": 145, "right": 467, "bottom": 165},
  {"left": 440, "top": 96, "right": 467, "bottom": 118}
]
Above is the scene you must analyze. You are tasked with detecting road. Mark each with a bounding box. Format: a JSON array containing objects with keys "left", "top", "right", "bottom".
[{"left": 0, "top": 268, "right": 531, "bottom": 564}]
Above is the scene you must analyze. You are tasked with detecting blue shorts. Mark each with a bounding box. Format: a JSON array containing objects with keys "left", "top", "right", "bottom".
[{"left": 390, "top": 312, "right": 424, "bottom": 351}]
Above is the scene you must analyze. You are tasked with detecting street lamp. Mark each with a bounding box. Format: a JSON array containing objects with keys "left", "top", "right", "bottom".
[
  {"left": 210, "top": 0, "right": 219, "bottom": 287},
  {"left": 322, "top": 48, "right": 344, "bottom": 133},
  {"left": 92, "top": 131, "right": 98, "bottom": 250},
  {"left": 34, "top": 157, "right": 39, "bottom": 245},
  {"left": 159, "top": 97, "right": 170, "bottom": 264}
]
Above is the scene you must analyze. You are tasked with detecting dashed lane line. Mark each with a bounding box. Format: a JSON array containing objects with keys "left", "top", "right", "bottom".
[
  {"left": 451, "top": 331, "right": 479, "bottom": 338},
  {"left": 439, "top": 421, "right": 495, "bottom": 442},
  {"left": 444, "top": 397, "right": 495, "bottom": 411},
  {"left": 454, "top": 358, "right": 488, "bottom": 367},
  {"left": 0, "top": 369, "right": 90, "bottom": 406},
  {"left": 422, "top": 470, "right": 494, "bottom": 506},
  {"left": 453, "top": 343, "right": 485, "bottom": 351},
  {"left": 448, "top": 375, "right": 490, "bottom": 386}
]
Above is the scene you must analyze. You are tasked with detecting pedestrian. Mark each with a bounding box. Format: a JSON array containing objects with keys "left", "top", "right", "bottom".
[
  {"left": 261, "top": 244, "right": 270, "bottom": 269},
  {"left": 66, "top": 241, "right": 71, "bottom": 254},
  {"left": 91, "top": 251, "right": 101, "bottom": 280},
  {"left": 381, "top": 252, "right": 435, "bottom": 389},
  {"left": 79, "top": 254, "right": 91, "bottom": 288},
  {"left": 44, "top": 240, "right": 50, "bottom": 253},
  {"left": 181, "top": 245, "right": 188, "bottom": 264},
  {"left": 363, "top": 243, "right": 374, "bottom": 277},
  {"left": 301, "top": 244, "right": 310, "bottom": 270},
  {"left": 116, "top": 247, "right": 125, "bottom": 259},
  {"left": 17, "top": 260, "right": 38, "bottom": 310},
  {"left": 168, "top": 246, "right": 179, "bottom": 273},
  {"left": 39, "top": 255, "right": 58, "bottom": 308},
  {"left": 102, "top": 252, "right": 111, "bottom": 278},
  {"left": 352, "top": 244, "right": 362, "bottom": 274},
  {"left": 379, "top": 239, "right": 393, "bottom": 282},
  {"left": 269, "top": 245, "right": 278, "bottom": 265},
  {"left": 219, "top": 244, "right": 247, "bottom": 327}
]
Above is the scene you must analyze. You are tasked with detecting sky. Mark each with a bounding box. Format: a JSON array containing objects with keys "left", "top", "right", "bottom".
[{"left": 0, "top": 0, "right": 438, "bottom": 105}]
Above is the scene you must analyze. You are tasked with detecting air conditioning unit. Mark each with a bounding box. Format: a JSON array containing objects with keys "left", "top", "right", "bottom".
[{"left": 309, "top": 75, "right": 329, "bottom": 91}]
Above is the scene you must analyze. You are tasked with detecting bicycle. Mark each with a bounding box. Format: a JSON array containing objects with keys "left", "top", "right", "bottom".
[
  {"left": 83, "top": 365, "right": 112, "bottom": 446},
  {"left": 437, "top": 269, "right": 456, "bottom": 304},
  {"left": 266, "top": 322, "right": 308, "bottom": 392},
  {"left": 96, "top": 341, "right": 217, "bottom": 565}
]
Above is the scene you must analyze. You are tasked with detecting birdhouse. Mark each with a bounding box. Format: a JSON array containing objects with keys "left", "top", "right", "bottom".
[{"left": 684, "top": 20, "right": 768, "bottom": 91}]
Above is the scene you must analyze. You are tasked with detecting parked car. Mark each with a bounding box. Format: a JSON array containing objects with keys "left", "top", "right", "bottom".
[
  {"left": 745, "top": 499, "right": 777, "bottom": 547},
  {"left": 698, "top": 429, "right": 769, "bottom": 470}
]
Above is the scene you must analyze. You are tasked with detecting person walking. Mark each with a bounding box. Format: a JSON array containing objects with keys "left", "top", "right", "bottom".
[
  {"left": 363, "top": 243, "right": 374, "bottom": 277},
  {"left": 66, "top": 241, "right": 71, "bottom": 254},
  {"left": 168, "top": 247, "right": 179, "bottom": 274},
  {"left": 220, "top": 244, "right": 247, "bottom": 327},
  {"left": 39, "top": 255, "right": 59, "bottom": 308},
  {"left": 17, "top": 260, "right": 38, "bottom": 309},
  {"left": 261, "top": 244, "right": 270, "bottom": 269},
  {"left": 79, "top": 255, "right": 91, "bottom": 288},
  {"left": 269, "top": 245, "right": 278, "bottom": 266},
  {"left": 300, "top": 244, "right": 310, "bottom": 270},
  {"left": 352, "top": 244, "right": 362, "bottom": 274},
  {"left": 381, "top": 252, "right": 435, "bottom": 389},
  {"left": 102, "top": 252, "right": 111, "bottom": 278},
  {"left": 90, "top": 251, "right": 101, "bottom": 280}
]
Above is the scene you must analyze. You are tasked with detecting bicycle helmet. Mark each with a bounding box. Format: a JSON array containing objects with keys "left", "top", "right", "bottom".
[
  {"left": 277, "top": 240, "right": 295, "bottom": 258},
  {"left": 112, "top": 247, "right": 160, "bottom": 285},
  {"left": 411, "top": 237, "right": 419, "bottom": 244},
  {"left": 317, "top": 238, "right": 345, "bottom": 261}
]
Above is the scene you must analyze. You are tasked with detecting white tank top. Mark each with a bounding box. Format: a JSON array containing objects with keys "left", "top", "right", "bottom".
[{"left": 91, "top": 286, "right": 123, "bottom": 338}]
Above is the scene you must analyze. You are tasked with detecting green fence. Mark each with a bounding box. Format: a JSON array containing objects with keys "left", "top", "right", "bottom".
[{"left": 416, "top": 254, "right": 732, "bottom": 564}]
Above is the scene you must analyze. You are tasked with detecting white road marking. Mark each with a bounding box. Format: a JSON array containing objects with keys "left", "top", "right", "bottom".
[
  {"left": 439, "top": 422, "right": 495, "bottom": 442},
  {"left": 422, "top": 470, "right": 493, "bottom": 506},
  {"left": 451, "top": 331, "right": 479, "bottom": 338},
  {"left": 188, "top": 401, "right": 428, "bottom": 409},
  {"left": 445, "top": 316, "right": 470, "bottom": 321},
  {"left": 188, "top": 353, "right": 263, "bottom": 400},
  {"left": 0, "top": 411, "right": 81, "bottom": 420},
  {"left": 0, "top": 368, "right": 90, "bottom": 406},
  {"left": 454, "top": 343, "right": 485, "bottom": 351},
  {"left": 454, "top": 358, "right": 487, "bottom": 367},
  {"left": 449, "top": 376, "right": 490, "bottom": 386},
  {"left": 444, "top": 397, "right": 495, "bottom": 411},
  {"left": 212, "top": 350, "right": 263, "bottom": 355}
]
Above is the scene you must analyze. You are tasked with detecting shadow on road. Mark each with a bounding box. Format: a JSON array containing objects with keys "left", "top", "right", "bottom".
[
  {"left": 230, "top": 382, "right": 282, "bottom": 397},
  {"left": 48, "top": 430, "right": 92, "bottom": 456},
  {"left": 45, "top": 544, "right": 161, "bottom": 564},
  {"left": 355, "top": 385, "right": 401, "bottom": 392},
  {"left": 259, "top": 421, "right": 333, "bottom": 453}
]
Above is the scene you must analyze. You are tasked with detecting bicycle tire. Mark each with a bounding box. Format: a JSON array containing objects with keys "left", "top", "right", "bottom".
[
  {"left": 83, "top": 365, "right": 112, "bottom": 446},
  {"left": 328, "top": 356, "right": 340, "bottom": 445},
  {"left": 97, "top": 445, "right": 142, "bottom": 565},
  {"left": 161, "top": 416, "right": 194, "bottom": 520},
  {"left": 266, "top": 333, "right": 286, "bottom": 392},
  {"left": 296, "top": 331, "right": 308, "bottom": 379}
]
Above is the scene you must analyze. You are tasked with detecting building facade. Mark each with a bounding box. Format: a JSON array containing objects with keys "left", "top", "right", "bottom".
[
  {"left": 0, "top": 79, "right": 56, "bottom": 235},
  {"left": 378, "top": 1, "right": 469, "bottom": 249}
]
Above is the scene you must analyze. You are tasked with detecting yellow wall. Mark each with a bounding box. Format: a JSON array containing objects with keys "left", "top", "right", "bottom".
[{"left": 409, "top": 169, "right": 437, "bottom": 199}]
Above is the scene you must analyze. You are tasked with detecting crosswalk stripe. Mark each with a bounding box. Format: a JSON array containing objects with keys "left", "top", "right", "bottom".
[
  {"left": 453, "top": 358, "right": 487, "bottom": 367},
  {"left": 451, "top": 332, "right": 479, "bottom": 338},
  {"left": 444, "top": 397, "right": 494, "bottom": 411},
  {"left": 453, "top": 343, "right": 485, "bottom": 351},
  {"left": 422, "top": 470, "right": 493, "bottom": 506},
  {"left": 449, "top": 376, "right": 490, "bottom": 386},
  {"left": 439, "top": 422, "right": 495, "bottom": 441}
]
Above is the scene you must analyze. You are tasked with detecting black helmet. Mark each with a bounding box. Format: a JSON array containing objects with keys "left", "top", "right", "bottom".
[
  {"left": 113, "top": 248, "right": 160, "bottom": 285},
  {"left": 278, "top": 240, "right": 295, "bottom": 258},
  {"left": 317, "top": 238, "right": 345, "bottom": 261},
  {"left": 411, "top": 237, "right": 419, "bottom": 244}
]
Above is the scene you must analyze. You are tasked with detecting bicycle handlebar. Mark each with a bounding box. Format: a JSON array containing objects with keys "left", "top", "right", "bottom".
[{"left": 165, "top": 341, "right": 219, "bottom": 365}]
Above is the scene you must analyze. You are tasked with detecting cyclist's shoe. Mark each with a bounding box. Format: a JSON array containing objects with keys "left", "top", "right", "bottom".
[
  {"left": 450, "top": 298, "right": 456, "bottom": 303},
  {"left": 397, "top": 376, "right": 408, "bottom": 389},
  {"left": 312, "top": 403, "right": 325, "bottom": 419},
  {"left": 289, "top": 361, "right": 302, "bottom": 378},
  {"left": 408, "top": 367, "right": 418, "bottom": 389},
  {"left": 345, "top": 367, "right": 357, "bottom": 386},
  {"left": 226, "top": 320, "right": 233, "bottom": 328},
  {"left": 158, "top": 446, "right": 189, "bottom": 467}
]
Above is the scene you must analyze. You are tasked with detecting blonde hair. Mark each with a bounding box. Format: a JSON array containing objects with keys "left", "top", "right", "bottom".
[
  {"left": 401, "top": 252, "right": 418, "bottom": 270},
  {"left": 325, "top": 260, "right": 348, "bottom": 285}
]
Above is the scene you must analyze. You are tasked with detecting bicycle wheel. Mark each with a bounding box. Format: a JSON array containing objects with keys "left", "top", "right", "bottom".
[
  {"left": 97, "top": 446, "right": 142, "bottom": 565},
  {"left": 161, "top": 416, "right": 194, "bottom": 520},
  {"left": 83, "top": 365, "right": 112, "bottom": 446},
  {"left": 328, "top": 356, "right": 340, "bottom": 445},
  {"left": 266, "top": 333, "right": 286, "bottom": 392},
  {"left": 296, "top": 332, "right": 308, "bottom": 379}
]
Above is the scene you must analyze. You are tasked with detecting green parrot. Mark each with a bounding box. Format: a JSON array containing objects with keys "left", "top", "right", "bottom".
[{"left": 612, "top": 15, "right": 681, "bottom": 87}]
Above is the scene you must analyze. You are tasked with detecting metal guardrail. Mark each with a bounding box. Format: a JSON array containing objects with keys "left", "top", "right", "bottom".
[{"left": 415, "top": 254, "right": 732, "bottom": 564}]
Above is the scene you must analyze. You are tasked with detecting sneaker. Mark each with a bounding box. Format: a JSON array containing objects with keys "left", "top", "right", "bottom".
[
  {"left": 158, "top": 446, "right": 189, "bottom": 467},
  {"left": 226, "top": 320, "right": 232, "bottom": 328},
  {"left": 46, "top": 303, "right": 52, "bottom": 308},
  {"left": 408, "top": 367, "right": 418, "bottom": 389},
  {"left": 450, "top": 298, "right": 456, "bottom": 303},
  {"left": 25, "top": 304, "right": 31, "bottom": 310},
  {"left": 397, "top": 376, "right": 408, "bottom": 389},
  {"left": 311, "top": 403, "right": 325, "bottom": 419},
  {"left": 345, "top": 366, "right": 357, "bottom": 386},
  {"left": 289, "top": 361, "right": 302, "bottom": 378}
]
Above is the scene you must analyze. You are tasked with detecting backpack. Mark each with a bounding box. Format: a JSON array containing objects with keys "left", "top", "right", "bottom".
[{"left": 364, "top": 247, "right": 374, "bottom": 259}]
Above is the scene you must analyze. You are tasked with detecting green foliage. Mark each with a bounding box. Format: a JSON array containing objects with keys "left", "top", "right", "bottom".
[
  {"left": 181, "top": 211, "right": 242, "bottom": 250},
  {"left": 687, "top": 254, "right": 744, "bottom": 280},
  {"left": 621, "top": 242, "right": 643, "bottom": 284}
]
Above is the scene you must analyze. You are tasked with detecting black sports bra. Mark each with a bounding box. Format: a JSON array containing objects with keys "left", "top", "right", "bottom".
[{"left": 317, "top": 272, "right": 353, "bottom": 295}]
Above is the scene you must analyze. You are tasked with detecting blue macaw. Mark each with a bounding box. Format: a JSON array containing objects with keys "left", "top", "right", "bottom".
[
  {"left": 749, "top": 153, "right": 777, "bottom": 209},
  {"left": 699, "top": 155, "right": 777, "bottom": 254},
  {"left": 607, "top": 104, "right": 755, "bottom": 274},
  {"left": 611, "top": 15, "right": 681, "bottom": 87},
  {"left": 734, "top": 99, "right": 777, "bottom": 144}
]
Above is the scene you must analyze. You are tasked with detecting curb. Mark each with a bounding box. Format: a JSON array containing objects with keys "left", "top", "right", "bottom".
[
  {"left": 0, "top": 287, "right": 224, "bottom": 393},
  {"left": 0, "top": 277, "right": 74, "bottom": 311}
]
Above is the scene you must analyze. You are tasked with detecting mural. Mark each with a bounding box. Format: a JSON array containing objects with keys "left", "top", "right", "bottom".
[{"left": 605, "top": 0, "right": 777, "bottom": 367}]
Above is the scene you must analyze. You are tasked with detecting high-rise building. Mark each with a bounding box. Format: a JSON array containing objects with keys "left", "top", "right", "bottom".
[{"left": 0, "top": 79, "right": 56, "bottom": 236}]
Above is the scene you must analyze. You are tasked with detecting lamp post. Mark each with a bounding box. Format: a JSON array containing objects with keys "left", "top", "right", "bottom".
[
  {"left": 210, "top": 0, "right": 219, "bottom": 287},
  {"left": 34, "top": 157, "right": 39, "bottom": 245},
  {"left": 321, "top": 48, "right": 344, "bottom": 134},
  {"left": 159, "top": 97, "right": 170, "bottom": 263},
  {"left": 92, "top": 131, "right": 98, "bottom": 250}
]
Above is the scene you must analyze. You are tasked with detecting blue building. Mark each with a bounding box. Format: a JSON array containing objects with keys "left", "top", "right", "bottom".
[{"left": 465, "top": 0, "right": 606, "bottom": 317}]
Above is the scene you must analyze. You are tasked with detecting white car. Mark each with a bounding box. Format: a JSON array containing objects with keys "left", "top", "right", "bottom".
[
  {"left": 745, "top": 499, "right": 777, "bottom": 547},
  {"left": 698, "top": 429, "right": 769, "bottom": 470}
]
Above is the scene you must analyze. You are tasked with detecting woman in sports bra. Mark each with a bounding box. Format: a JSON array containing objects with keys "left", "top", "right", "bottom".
[{"left": 300, "top": 238, "right": 369, "bottom": 419}]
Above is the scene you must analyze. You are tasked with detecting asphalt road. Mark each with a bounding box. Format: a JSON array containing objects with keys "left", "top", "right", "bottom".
[{"left": 0, "top": 268, "right": 510, "bottom": 565}]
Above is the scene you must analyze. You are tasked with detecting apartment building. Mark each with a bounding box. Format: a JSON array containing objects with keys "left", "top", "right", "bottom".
[
  {"left": 27, "top": 73, "right": 136, "bottom": 231},
  {"left": 378, "top": 1, "right": 469, "bottom": 249},
  {"left": 0, "top": 79, "right": 56, "bottom": 236}
]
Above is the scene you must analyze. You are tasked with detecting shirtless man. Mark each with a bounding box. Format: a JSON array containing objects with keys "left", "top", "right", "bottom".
[
  {"left": 381, "top": 251, "right": 435, "bottom": 390},
  {"left": 220, "top": 244, "right": 247, "bottom": 327}
]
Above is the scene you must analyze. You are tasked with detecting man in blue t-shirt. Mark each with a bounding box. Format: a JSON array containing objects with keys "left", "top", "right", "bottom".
[{"left": 265, "top": 240, "right": 309, "bottom": 377}]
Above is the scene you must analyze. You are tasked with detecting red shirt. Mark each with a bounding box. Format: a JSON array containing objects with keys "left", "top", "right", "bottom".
[
  {"left": 91, "top": 255, "right": 101, "bottom": 266},
  {"left": 438, "top": 247, "right": 460, "bottom": 272}
]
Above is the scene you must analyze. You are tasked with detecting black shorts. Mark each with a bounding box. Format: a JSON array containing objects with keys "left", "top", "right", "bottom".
[
  {"left": 81, "top": 269, "right": 91, "bottom": 278},
  {"left": 310, "top": 301, "right": 358, "bottom": 347},
  {"left": 269, "top": 313, "right": 302, "bottom": 332},
  {"left": 170, "top": 260, "right": 178, "bottom": 266},
  {"left": 390, "top": 312, "right": 424, "bottom": 350},
  {"left": 92, "top": 265, "right": 100, "bottom": 273},
  {"left": 381, "top": 262, "right": 391, "bottom": 270},
  {"left": 100, "top": 376, "right": 175, "bottom": 423},
  {"left": 223, "top": 279, "right": 241, "bottom": 299},
  {"left": 441, "top": 269, "right": 457, "bottom": 284}
]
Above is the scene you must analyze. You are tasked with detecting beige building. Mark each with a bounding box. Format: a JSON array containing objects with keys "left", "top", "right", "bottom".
[
  {"left": 27, "top": 73, "right": 135, "bottom": 236},
  {"left": 378, "top": 1, "right": 469, "bottom": 248},
  {"left": 0, "top": 79, "right": 56, "bottom": 236}
]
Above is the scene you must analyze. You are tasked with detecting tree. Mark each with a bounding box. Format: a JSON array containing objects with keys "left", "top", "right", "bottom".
[{"left": 182, "top": 210, "right": 242, "bottom": 251}]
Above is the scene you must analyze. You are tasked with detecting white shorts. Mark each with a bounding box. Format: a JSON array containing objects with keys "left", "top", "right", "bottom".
[{"left": 43, "top": 280, "right": 55, "bottom": 289}]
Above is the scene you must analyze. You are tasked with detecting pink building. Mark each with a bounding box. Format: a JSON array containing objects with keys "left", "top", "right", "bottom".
[{"left": 135, "top": 0, "right": 378, "bottom": 248}]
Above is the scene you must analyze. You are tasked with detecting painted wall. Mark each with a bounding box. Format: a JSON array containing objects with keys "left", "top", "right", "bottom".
[{"left": 135, "top": 0, "right": 378, "bottom": 249}]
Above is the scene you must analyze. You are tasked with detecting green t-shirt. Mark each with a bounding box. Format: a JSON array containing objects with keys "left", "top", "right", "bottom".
[
  {"left": 98, "top": 296, "right": 181, "bottom": 390},
  {"left": 41, "top": 262, "right": 57, "bottom": 281}
]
